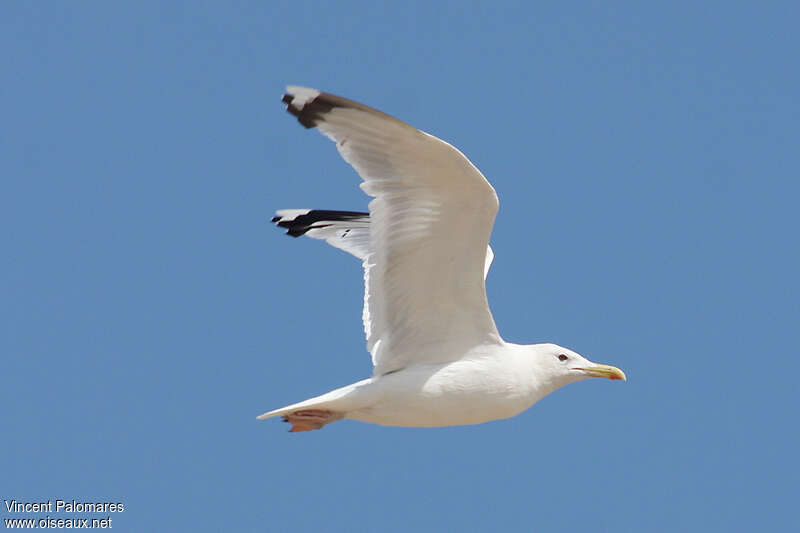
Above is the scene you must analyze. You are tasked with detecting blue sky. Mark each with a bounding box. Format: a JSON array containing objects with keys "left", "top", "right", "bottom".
[{"left": 2, "top": 1, "right": 799, "bottom": 531}]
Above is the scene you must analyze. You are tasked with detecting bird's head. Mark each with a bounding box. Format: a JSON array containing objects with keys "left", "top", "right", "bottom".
[{"left": 534, "top": 343, "right": 626, "bottom": 387}]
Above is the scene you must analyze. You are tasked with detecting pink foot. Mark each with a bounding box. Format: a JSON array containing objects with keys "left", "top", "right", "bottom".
[{"left": 283, "top": 409, "right": 338, "bottom": 432}]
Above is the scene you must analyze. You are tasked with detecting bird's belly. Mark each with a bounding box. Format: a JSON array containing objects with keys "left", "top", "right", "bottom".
[{"left": 346, "top": 360, "right": 535, "bottom": 427}]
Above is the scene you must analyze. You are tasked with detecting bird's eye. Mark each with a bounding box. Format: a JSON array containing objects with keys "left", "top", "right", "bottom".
[{"left": 558, "top": 354, "right": 568, "bottom": 361}]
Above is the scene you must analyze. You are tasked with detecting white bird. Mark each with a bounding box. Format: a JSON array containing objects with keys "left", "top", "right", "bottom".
[{"left": 259, "top": 86, "right": 625, "bottom": 432}]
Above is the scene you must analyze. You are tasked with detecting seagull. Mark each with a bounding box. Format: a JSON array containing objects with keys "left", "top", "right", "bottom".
[{"left": 258, "top": 86, "right": 625, "bottom": 432}]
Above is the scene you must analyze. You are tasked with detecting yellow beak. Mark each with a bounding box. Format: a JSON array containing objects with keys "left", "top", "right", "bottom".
[{"left": 575, "top": 364, "right": 627, "bottom": 381}]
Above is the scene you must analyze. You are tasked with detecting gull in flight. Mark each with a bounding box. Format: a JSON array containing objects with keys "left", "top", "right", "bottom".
[{"left": 258, "top": 86, "right": 625, "bottom": 432}]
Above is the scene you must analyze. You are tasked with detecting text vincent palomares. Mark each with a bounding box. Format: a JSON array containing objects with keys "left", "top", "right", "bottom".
[{"left": 4, "top": 499, "right": 124, "bottom": 513}]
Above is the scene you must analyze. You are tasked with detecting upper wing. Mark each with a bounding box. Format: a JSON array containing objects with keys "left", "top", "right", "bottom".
[
  {"left": 272, "top": 209, "right": 495, "bottom": 279},
  {"left": 282, "top": 86, "right": 502, "bottom": 375}
]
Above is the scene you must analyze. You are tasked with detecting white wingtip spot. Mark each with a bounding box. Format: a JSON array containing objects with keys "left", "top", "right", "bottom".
[
  {"left": 285, "top": 86, "right": 321, "bottom": 109},
  {"left": 274, "top": 208, "right": 312, "bottom": 221}
]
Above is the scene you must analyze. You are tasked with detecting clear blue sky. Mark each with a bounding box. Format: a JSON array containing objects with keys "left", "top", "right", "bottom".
[{"left": 3, "top": 2, "right": 798, "bottom": 531}]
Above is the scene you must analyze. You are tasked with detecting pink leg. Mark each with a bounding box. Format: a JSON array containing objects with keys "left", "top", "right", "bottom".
[{"left": 283, "top": 409, "right": 339, "bottom": 432}]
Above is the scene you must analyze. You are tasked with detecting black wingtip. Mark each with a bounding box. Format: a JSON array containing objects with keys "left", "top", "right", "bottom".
[
  {"left": 282, "top": 89, "right": 335, "bottom": 129},
  {"left": 272, "top": 210, "right": 369, "bottom": 238}
]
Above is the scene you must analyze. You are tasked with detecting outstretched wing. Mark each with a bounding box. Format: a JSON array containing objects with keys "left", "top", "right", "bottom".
[
  {"left": 282, "top": 86, "right": 501, "bottom": 375},
  {"left": 272, "top": 209, "right": 495, "bottom": 278}
]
